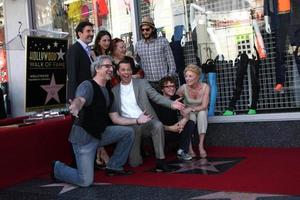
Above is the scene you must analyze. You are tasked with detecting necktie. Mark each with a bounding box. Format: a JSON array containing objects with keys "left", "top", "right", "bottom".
[{"left": 86, "top": 46, "right": 93, "bottom": 62}]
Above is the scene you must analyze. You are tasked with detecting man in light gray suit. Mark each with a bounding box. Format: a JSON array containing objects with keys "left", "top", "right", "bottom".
[{"left": 109, "top": 60, "right": 185, "bottom": 172}]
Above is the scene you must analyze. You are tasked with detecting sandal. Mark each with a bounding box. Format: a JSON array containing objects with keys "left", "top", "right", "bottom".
[
  {"left": 188, "top": 151, "right": 197, "bottom": 158},
  {"left": 199, "top": 150, "right": 207, "bottom": 158}
]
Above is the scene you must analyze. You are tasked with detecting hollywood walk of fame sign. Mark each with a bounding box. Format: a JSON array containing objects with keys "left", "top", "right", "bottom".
[{"left": 25, "top": 36, "right": 68, "bottom": 111}]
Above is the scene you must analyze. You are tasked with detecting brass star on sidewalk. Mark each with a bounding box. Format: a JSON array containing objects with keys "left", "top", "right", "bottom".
[
  {"left": 40, "top": 183, "right": 78, "bottom": 194},
  {"left": 40, "top": 182, "right": 111, "bottom": 194},
  {"left": 190, "top": 191, "right": 287, "bottom": 200},
  {"left": 170, "top": 158, "right": 236, "bottom": 173}
]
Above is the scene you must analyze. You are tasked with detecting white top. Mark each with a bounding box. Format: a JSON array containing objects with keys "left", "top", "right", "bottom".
[{"left": 120, "top": 80, "right": 143, "bottom": 118}]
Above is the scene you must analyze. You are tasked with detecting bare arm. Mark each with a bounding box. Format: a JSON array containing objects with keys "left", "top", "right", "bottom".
[
  {"left": 68, "top": 97, "right": 86, "bottom": 118},
  {"left": 180, "top": 84, "right": 210, "bottom": 117},
  {"left": 164, "top": 117, "right": 188, "bottom": 133},
  {"left": 176, "top": 85, "right": 184, "bottom": 97}
]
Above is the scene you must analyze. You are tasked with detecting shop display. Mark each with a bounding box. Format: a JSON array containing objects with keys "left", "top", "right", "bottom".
[{"left": 264, "top": 0, "right": 300, "bottom": 92}]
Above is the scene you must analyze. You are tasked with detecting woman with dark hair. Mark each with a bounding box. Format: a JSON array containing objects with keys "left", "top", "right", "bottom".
[
  {"left": 91, "top": 30, "right": 111, "bottom": 58},
  {"left": 110, "top": 38, "right": 143, "bottom": 86},
  {"left": 91, "top": 30, "right": 112, "bottom": 169}
]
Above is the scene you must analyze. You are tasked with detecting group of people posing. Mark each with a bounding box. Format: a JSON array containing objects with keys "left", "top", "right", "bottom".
[{"left": 51, "top": 16, "right": 210, "bottom": 187}]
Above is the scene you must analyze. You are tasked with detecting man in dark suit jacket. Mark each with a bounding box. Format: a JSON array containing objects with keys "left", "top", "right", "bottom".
[
  {"left": 110, "top": 60, "right": 185, "bottom": 172},
  {"left": 67, "top": 21, "right": 94, "bottom": 100}
]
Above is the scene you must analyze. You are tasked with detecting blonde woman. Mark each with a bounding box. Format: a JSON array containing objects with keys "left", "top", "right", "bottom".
[{"left": 177, "top": 64, "right": 210, "bottom": 158}]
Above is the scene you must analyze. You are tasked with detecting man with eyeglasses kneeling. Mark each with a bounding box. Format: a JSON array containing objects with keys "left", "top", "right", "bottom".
[{"left": 51, "top": 55, "right": 152, "bottom": 187}]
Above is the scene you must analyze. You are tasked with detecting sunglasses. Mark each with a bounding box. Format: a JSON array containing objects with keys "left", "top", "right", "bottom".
[{"left": 141, "top": 28, "right": 151, "bottom": 32}]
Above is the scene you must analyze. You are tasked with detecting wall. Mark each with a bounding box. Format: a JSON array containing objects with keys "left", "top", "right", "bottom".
[{"left": 4, "top": 0, "right": 30, "bottom": 117}]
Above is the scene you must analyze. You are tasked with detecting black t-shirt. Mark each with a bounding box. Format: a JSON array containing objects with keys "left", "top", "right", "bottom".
[{"left": 154, "top": 95, "right": 179, "bottom": 126}]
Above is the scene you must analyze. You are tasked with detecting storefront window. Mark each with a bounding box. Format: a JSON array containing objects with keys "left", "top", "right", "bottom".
[
  {"left": 0, "top": 0, "right": 8, "bottom": 117},
  {"left": 138, "top": 0, "right": 300, "bottom": 115},
  {"left": 0, "top": 0, "right": 7, "bottom": 84},
  {"left": 31, "top": 0, "right": 300, "bottom": 115},
  {"left": 34, "top": 0, "right": 133, "bottom": 53}
]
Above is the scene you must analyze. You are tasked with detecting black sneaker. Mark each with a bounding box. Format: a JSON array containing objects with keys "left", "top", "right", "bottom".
[
  {"left": 105, "top": 169, "right": 133, "bottom": 176},
  {"left": 50, "top": 161, "right": 58, "bottom": 181}
]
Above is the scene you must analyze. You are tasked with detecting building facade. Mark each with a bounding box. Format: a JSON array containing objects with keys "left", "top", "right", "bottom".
[{"left": 1, "top": 0, "right": 299, "bottom": 121}]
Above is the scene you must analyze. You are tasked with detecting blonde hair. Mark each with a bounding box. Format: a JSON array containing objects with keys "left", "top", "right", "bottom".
[{"left": 184, "top": 64, "right": 201, "bottom": 77}]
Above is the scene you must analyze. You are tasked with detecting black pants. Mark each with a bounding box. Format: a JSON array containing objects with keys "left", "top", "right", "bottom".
[
  {"left": 274, "top": 14, "right": 290, "bottom": 85},
  {"left": 165, "top": 120, "right": 196, "bottom": 153},
  {"left": 229, "top": 53, "right": 260, "bottom": 110}
]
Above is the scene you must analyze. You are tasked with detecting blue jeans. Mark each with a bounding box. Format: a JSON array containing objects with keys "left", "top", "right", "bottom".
[{"left": 54, "top": 125, "right": 134, "bottom": 187}]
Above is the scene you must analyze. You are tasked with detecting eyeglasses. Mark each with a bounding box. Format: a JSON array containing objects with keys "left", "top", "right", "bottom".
[
  {"left": 101, "top": 64, "right": 113, "bottom": 68},
  {"left": 163, "top": 85, "right": 176, "bottom": 89},
  {"left": 141, "top": 28, "right": 151, "bottom": 32}
]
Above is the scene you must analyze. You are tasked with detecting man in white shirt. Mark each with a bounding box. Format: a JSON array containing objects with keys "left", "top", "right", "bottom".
[{"left": 110, "top": 60, "right": 185, "bottom": 172}]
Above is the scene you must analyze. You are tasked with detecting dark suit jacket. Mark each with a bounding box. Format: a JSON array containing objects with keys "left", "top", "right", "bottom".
[
  {"left": 111, "top": 79, "right": 172, "bottom": 119},
  {"left": 67, "top": 41, "right": 92, "bottom": 100}
]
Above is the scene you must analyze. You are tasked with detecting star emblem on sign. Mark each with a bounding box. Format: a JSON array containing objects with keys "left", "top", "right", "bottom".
[
  {"left": 56, "top": 49, "right": 65, "bottom": 60},
  {"left": 170, "top": 158, "right": 237, "bottom": 174},
  {"left": 40, "top": 74, "right": 64, "bottom": 104}
]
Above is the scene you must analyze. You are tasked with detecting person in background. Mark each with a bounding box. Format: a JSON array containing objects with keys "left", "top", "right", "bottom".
[
  {"left": 0, "top": 87, "right": 6, "bottom": 119},
  {"left": 66, "top": 21, "right": 94, "bottom": 100},
  {"left": 135, "top": 16, "right": 176, "bottom": 91},
  {"left": 177, "top": 64, "right": 210, "bottom": 158},
  {"left": 52, "top": 55, "right": 151, "bottom": 187},
  {"left": 110, "top": 60, "right": 185, "bottom": 171},
  {"left": 90, "top": 30, "right": 112, "bottom": 169},
  {"left": 154, "top": 76, "right": 196, "bottom": 161},
  {"left": 110, "top": 38, "right": 143, "bottom": 86},
  {"left": 91, "top": 30, "right": 111, "bottom": 58}
]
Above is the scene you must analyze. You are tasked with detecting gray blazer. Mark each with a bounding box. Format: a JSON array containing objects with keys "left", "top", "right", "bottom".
[{"left": 111, "top": 79, "right": 172, "bottom": 119}]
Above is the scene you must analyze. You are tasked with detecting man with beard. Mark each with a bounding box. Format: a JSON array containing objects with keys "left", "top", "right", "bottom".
[{"left": 135, "top": 16, "right": 176, "bottom": 91}]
